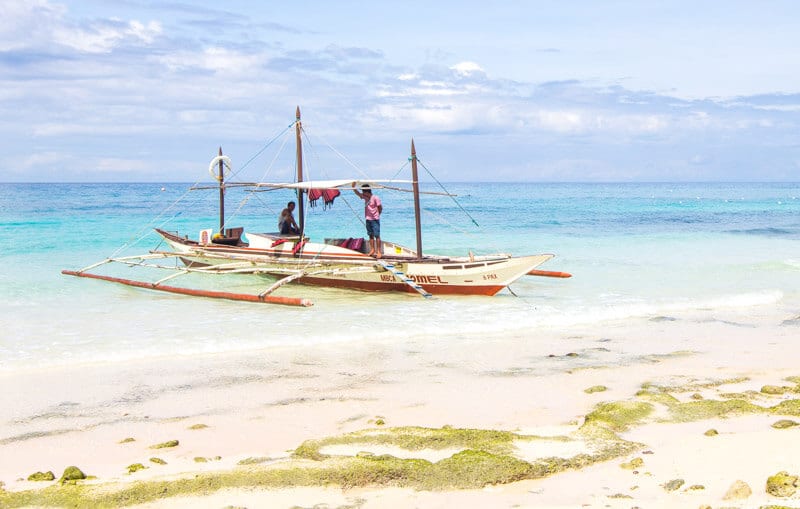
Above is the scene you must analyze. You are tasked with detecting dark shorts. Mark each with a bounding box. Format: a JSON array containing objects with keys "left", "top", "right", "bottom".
[
  {"left": 365, "top": 219, "right": 380, "bottom": 238},
  {"left": 280, "top": 222, "right": 298, "bottom": 235}
]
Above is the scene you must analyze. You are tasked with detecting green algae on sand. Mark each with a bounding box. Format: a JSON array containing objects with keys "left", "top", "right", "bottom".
[
  {"left": 0, "top": 423, "right": 640, "bottom": 507},
  {"left": 27, "top": 471, "right": 55, "bottom": 482},
  {"left": 771, "top": 419, "right": 799, "bottom": 429},
  {"left": 293, "top": 426, "right": 521, "bottom": 461},
  {"left": 295, "top": 424, "right": 640, "bottom": 488},
  {"left": 58, "top": 466, "right": 86, "bottom": 485},
  {"left": 5, "top": 378, "right": 799, "bottom": 508},
  {"left": 149, "top": 440, "right": 179, "bottom": 449},
  {"left": 581, "top": 401, "right": 654, "bottom": 432},
  {"left": 662, "top": 478, "right": 684, "bottom": 492},
  {"left": 762, "top": 385, "right": 792, "bottom": 395},
  {"left": 770, "top": 399, "right": 800, "bottom": 416},
  {"left": 237, "top": 457, "right": 271, "bottom": 466},
  {"left": 584, "top": 385, "right": 608, "bottom": 394},
  {"left": 669, "top": 398, "right": 762, "bottom": 422},
  {"left": 422, "top": 449, "right": 534, "bottom": 489},
  {"left": 126, "top": 463, "right": 147, "bottom": 474},
  {"left": 619, "top": 457, "right": 643, "bottom": 470},
  {"left": 635, "top": 378, "right": 800, "bottom": 423},
  {"left": 766, "top": 471, "right": 799, "bottom": 498}
]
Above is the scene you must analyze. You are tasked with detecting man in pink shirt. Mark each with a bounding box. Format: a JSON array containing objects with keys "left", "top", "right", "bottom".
[{"left": 352, "top": 183, "right": 383, "bottom": 258}]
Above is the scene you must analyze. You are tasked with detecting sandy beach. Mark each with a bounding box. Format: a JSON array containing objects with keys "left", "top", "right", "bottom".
[
  {"left": 1, "top": 307, "right": 799, "bottom": 508},
  {"left": 4, "top": 0, "right": 800, "bottom": 504}
]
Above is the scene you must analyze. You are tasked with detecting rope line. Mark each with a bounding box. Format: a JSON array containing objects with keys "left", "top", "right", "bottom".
[
  {"left": 315, "top": 130, "right": 371, "bottom": 179},
  {"left": 108, "top": 179, "right": 205, "bottom": 258},
  {"left": 102, "top": 117, "right": 493, "bottom": 267},
  {"left": 388, "top": 160, "right": 410, "bottom": 181},
  {"left": 106, "top": 123, "right": 296, "bottom": 258},
  {"left": 300, "top": 124, "right": 366, "bottom": 228},
  {"left": 232, "top": 122, "right": 295, "bottom": 178},
  {"left": 417, "top": 158, "right": 479, "bottom": 227}
]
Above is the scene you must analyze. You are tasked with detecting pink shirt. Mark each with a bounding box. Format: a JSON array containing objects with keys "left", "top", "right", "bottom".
[{"left": 365, "top": 195, "right": 381, "bottom": 220}]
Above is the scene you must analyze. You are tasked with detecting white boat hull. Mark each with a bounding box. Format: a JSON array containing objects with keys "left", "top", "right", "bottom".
[{"left": 156, "top": 229, "right": 553, "bottom": 296}]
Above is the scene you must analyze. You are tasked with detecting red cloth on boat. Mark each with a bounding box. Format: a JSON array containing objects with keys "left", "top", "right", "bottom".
[
  {"left": 308, "top": 188, "right": 323, "bottom": 207},
  {"left": 307, "top": 188, "right": 340, "bottom": 209},
  {"left": 322, "top": 188, "right": 340, "bottom": 209}
]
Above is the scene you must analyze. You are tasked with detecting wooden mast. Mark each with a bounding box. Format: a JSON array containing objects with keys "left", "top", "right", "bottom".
[
  {"left": 295, "top": 106, "right": 305, "bottom": 233},
  {"left": 410, "top": 139, "right": 423, "bottom": 258},
  {"left": 218, "top": 146, "right": 225, "bottom": 234}
]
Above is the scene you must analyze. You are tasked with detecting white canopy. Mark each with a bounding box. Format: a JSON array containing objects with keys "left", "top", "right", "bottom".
[{"left": 252, "top": 179, "right": 413, "bottom": 190}]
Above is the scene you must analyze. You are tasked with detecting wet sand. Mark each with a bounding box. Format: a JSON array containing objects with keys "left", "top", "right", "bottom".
[{"left": 1, "top": 309, "right": 799, "bottom": 508}]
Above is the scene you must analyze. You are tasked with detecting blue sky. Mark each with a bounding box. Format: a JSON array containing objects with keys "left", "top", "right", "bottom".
[{"left": 2, "top": 0, "right": 799, "bottom": 182}]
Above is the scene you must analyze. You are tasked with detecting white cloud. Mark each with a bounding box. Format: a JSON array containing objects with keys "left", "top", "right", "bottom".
[
  {"left": 687, "top": 111, "right": 711, "bottom": 127},
  {"left": 127, "top": 20, "right": 161, "bottom": 45},
  {"left": 0, "top": 0, "right": 64, "bottom": 51},
  {"left": 450, "top": 61, "right": 484, "bottom": 76},
  {"left": 157, "top": 47, "right": 264, "bottom": 75},
  {"left": 533, "top": 110, "right": 585, "bottom": 133},
  {"left": 95, "top": 157, "right": 152, "bottom": 173},
  {"left": 753, "top": 104, "right": 800, "bottom": 112},
  {"left": 21, "top": 151, "right": 68, "bottom": 169},
  {"left": 0, "top": 0, "right": 162, "bottom": 54},
  {"left": 689, "top": 154, "right": 712, "bottom": 165},
  {"left": 52, "top": 19, "right": 162, "bottom": 54},
  {"left": 376, "top": 86, "right": 466, "bottom": 98},
  {"left": 32, "top": 119, "right": 154, "bottom": 137},
  {"left": 3, "top": 1, "right": 799, "bottom": 182},
  {"left": 370, "top": 102, "right": 483, "bottom": 132}
]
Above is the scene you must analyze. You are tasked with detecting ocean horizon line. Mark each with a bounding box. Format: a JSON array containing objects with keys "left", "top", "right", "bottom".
[{"left": 2, "top": 180, "right": 799, "bottom": 185}]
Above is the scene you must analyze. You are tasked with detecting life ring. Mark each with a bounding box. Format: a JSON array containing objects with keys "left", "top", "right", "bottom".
[{"left": 208, "top": 155, "right": 233, "bottom": 181}]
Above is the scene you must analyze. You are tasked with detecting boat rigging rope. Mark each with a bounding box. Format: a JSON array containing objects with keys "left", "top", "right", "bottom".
[
  {"left": 300, "top": 126, "right": 365, "bottom": 228},
  {"left": 107, "top": 182, "right": 201, "bottom": 259},
  {"left": 261, "top": 130, "right": 293, "bottom": 183},
  {"left": 217, "top": 123, "right": 295, "bottom": 230},
  {"left": 417, "top": 158, "right": 480, "bottom": 227},
  {"left": 107, "top": 123, "right": 296, "bottom": 258},
  {"left": 221, "top": 129, "right": 294, "bottom": 230},
  {"left": 230, "top": 122, "right": 295, "bottom": 180},
  {"left": 315, "top": 130, "right": 372, "bottom": 180},
  {"left": 214, "top": 121, "right": 303, "bottom": 232},
  {"left": 388, "top": 160, "right": 410, "bottom": 181}
]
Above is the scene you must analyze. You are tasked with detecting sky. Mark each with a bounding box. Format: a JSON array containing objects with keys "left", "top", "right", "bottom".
[{"left": 2, "top": 0, "right": 799, "bottom": 182}]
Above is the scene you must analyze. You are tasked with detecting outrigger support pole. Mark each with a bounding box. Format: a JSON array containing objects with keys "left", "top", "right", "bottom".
[
  {"left": 61, "top": 270, "right": 314, "bottom": 307},
  {"left": 527, "top": 269, "right": 572, "bottom": 278}
]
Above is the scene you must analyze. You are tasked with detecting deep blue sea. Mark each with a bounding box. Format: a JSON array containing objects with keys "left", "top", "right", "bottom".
[{"left": 1, "top": 181, "right": 799, "bottom": 371}]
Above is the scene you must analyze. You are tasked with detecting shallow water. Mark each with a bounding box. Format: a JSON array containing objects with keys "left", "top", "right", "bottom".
[{"left": 1, "top": 181, "right": 799, "bottom": 371}]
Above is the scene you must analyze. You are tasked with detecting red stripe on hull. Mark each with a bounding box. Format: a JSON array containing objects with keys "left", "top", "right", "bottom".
[{"left": 274, "top": 274, "right": 505, "bottom": 296}]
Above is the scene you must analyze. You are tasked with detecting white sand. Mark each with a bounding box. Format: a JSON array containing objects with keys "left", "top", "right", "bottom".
[{"left": 2, "top": 310, "right": 799, "bottom": 508}]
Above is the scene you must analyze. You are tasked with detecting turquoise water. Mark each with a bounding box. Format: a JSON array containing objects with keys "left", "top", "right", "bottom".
[{"left": 1, "top": 181, "right": 799, "bottom": 371}]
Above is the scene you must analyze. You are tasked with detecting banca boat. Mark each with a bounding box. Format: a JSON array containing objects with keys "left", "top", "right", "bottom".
[{"left": 63, "top": 107, "right": 569, "bottom": 306}]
